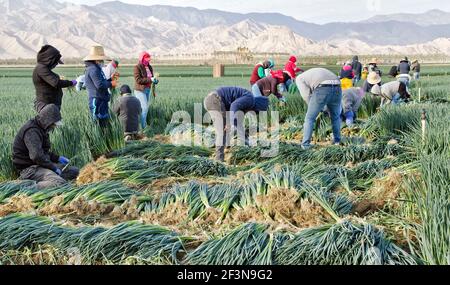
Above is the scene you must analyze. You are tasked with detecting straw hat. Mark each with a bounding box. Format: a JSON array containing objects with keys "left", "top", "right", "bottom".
[
  {"left": 367, "top": 72, "right": 382, "bottom": 85},
  {"left": 84, "top": 46, "right": 110, "bottom": 61},
  {"left": 369, "top": 58, "right": 378, "bottom": 64}
]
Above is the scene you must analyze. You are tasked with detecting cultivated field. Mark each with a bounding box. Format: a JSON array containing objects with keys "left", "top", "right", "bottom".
[{"left": 0, "top": 65, "right": 448, "bottom": 265}]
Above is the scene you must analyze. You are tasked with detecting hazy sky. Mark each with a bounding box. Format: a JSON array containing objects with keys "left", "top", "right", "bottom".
[{"left": 62, "top": 0, "right": 450, "bottom": 24}]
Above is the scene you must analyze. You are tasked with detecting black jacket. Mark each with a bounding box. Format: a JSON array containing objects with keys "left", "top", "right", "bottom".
[
  {"left": 13, "top": 105, "right": 62, "bottom": 172},
  {"left": 397, "top": 60, "right": 411, "bottom": 75},
  {"left": 33, "top": 45, "right": 73, "bottom": 111},
  {"left": 113, "top": 94, "right": 142, "bottom": 133},
  {"left": 351, "top": 56, "right": 362, "bottom": 77}
]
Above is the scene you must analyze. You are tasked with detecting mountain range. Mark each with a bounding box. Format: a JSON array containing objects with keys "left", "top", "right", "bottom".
[{"left": 0, "top": 0, "right": 450, "bottom": 59}]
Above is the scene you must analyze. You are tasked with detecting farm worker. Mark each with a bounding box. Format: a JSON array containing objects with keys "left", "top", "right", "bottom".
[
  {"left": 370, "top": 81, "right": 411, "bottom": 108},
  {"left": 341, "top": 87, "right": 365, "bottom": 127},
  {"left": 351, "top": 56, "right": 363, "bottom": 85},
  {"left": 284, "top": 56, "right": 303, "bottom": 80},
  {"left": 362, "top": 72, "right": 382, "bottom": 93},
  {"left": 397, "top": 57, "right": 411, "bottom": 75},
  {"left": 295, "top": 68, "right": 342, "bottom": 149},
  {"left": 361, "top": 66, "right": 369, "bottom": 81},
  {"left": 113, "top": 85, "right": 142, "bottom": 142},
  {"left": 134, "top": 51, "right": 159, "bottom": 130},
  {"left": 84, "top": 46, "right": 117, "bottom": 128},
  {"left": 411, "top": 59, "right": 421, "bottom": 80},
  {"left": 368, "top": 58, "right": 382, "bottom": 76},
  {"left": 249, "top": 60, "right": 274, "bottom": 86},
  {"left": 12, "top": 104, "right": 79, "bottom": 190},
  {"left": 397, "top": 57, "right": 411, "bottom": 87},
  {"left": 340, "top": 64, "right": 354, "bottom": 91},
  {"left": 204, "top": 87, "right": 269, "bottom": 162},
  {"left": 33, "top": 45, "right": 77, "bottom": 113},
  {"left": 252, "top": 70, "right": 291, "bottom": 104}
]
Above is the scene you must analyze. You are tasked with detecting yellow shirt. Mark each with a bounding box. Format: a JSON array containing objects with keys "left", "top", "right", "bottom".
[{"left": 341, "top": 78, "right": 353, "bottom": 90}]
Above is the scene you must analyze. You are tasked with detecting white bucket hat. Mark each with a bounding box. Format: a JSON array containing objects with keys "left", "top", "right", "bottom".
[{"left": 84, "top": 46, "right": 111, "bottom": 62}]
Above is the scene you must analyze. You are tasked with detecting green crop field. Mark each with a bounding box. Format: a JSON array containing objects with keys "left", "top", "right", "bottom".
[{"left": 0, "top": 65, "right": 449, "bottom": 265}]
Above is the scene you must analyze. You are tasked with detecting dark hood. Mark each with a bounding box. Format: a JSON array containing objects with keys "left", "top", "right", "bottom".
[
  {"left": 36, "top": 104, "right": 62, "bottom": 130},
  {"left": 37, "top": 45, "right": 63, "bottom": 68},
  {"left": 353, "top": 56, "right": 359, "bottom": 61}
]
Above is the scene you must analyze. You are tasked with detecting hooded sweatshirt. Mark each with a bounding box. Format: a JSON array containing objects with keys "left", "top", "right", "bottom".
[
  {"left": 284, "top": 56, "right": 302, "bottom": 79},
  {"left": 13, "top": 104, "right": 62, "bottom": 172},
  {"left": 32, "top": 45, "right": 73, "bottom": 111},
  {"left": 230, "top": 95, "right": 269, "bottom": 126},
  {"left": 134, "top": 52, "right": 154, "bottom": 91}
]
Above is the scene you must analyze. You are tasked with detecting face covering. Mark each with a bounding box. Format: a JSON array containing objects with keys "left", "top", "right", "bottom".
[{"left": 97, "top": 61, "right": 105, "bottom": 68}]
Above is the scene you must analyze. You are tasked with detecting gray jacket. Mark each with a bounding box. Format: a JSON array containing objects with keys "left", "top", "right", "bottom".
[
  {"left": 381, "top": 81, "right": 401, "bottom": 100},
  {"left": 113, "top": 94, "right": 142, "bottom": 133},
  {"left": 295, "top": 68, "right": 340, "bottom": 103},
  {"left": 342, "top": 88, "right": 364, "bottom": 114}
]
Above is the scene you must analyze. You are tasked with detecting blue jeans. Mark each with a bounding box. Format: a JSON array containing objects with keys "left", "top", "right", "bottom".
[
  {"left": 252, "top": 84, "right": 263, "bottom": 97},
  {"left": 134, "top": 88, "right": 151, "bottom": 129},
  {"left": 302, "top": 85, "right": 342, "bottom": 147}
]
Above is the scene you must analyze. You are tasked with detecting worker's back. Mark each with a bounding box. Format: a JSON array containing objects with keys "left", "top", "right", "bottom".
[{"left": 116, "top": 95, "right": 142, "bottom": 133}]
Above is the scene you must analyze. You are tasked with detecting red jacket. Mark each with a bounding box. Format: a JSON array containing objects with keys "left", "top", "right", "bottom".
[
  {"left": 250, "top": 63, "right": 265, "bottom": 85},
  {"left": 284, "top": 56, "right": 302, "bottom": 79}
]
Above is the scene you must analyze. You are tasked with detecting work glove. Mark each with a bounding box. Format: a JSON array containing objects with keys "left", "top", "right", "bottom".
[
  {"left": 54, "top": 168, "right": 62, "bottom": 176},
  {"left": 279, "top": 97, "right": 287, "bottom": 103},
  {"left": 58, "top": 156, "right": 70, "bottom": 165},
  {"left": 152, "top": 78, "right": 159, "bottom": 85},
  {"left": 71, "top": 80, "right": 77, "bottom": 86},
  {"left": 111, "top": 80, "right": 118, "bottom": 88}
]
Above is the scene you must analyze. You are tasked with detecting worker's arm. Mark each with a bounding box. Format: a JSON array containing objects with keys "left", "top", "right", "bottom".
[
  {"left": 23, "top": 129, "right": 58, "bottom": 171},
  {"left": 270, "top": 78, "right": 284, "bottom": 100},
  {"left": 230, "top": 96, "right": 253, "bottom": 126},
  {"left": 91, "top": 68, "right": 112, "bottom": 90},
  {"left": 38, "top": 68, "right": 73, "bottom": 89},
  {"left": 257, "top": 67, "right": 266, "bottom": 79}
]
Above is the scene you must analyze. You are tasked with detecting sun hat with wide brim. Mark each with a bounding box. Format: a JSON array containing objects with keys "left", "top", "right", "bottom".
[
  {"left": 367, "top": 72, "right": 382, "bottom": 85},
  {"left": 84, "top": 46, "right": 111, "bottom": 61}
]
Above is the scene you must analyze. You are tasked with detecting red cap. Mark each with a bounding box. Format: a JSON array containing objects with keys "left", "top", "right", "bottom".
[{"left": 289, "top": 56, "right": 297, "bottom": 63}]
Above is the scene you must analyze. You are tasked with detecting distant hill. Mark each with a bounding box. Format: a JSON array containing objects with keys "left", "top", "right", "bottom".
[{"left": 0, "top": 0, "right": 449, "bottom": 59}]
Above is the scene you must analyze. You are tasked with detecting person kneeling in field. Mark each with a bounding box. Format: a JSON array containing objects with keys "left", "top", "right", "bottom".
[
  {"left": 370, "top": 81, "right": 411, "bottom": 108},
  {"left": 204, "top": 87, "right": 270, "bottom": 162},
  {"left": 295, "top": 68, "right": 343, "bottom": 149},
  {"left": 341, "top": 87, "right": 365, "bottom": 127},
  {"left": 12, "top": 104, "right": 79, "bottom": 190},
  {"left": 113, "top": 85, "right": 142, "bottom": 142}
]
